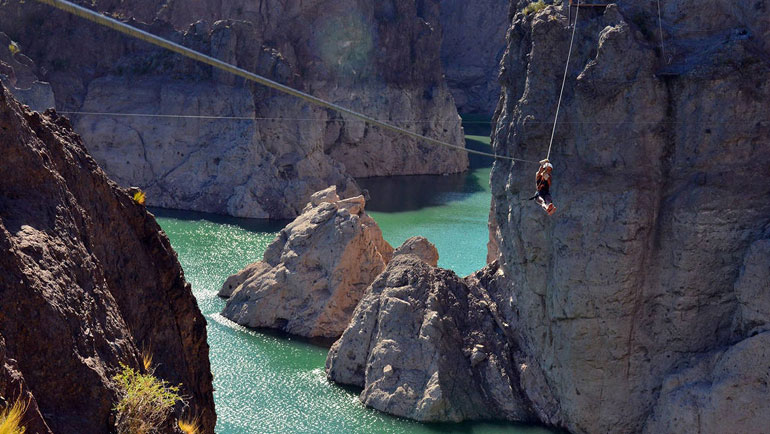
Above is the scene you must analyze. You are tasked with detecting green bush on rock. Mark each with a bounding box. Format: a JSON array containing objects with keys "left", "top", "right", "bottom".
[{"left": 113, "top": 363, "right": 183, "bottom": 434}]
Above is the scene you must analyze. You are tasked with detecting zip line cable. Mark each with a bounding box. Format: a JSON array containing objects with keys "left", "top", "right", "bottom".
[
  {"left": 59, "top": 111, "right": 767, "bottom": 125},
  {"left": 546, "top": 0, "right": 581, "bottom": 162},
  {"left": 33, "top": 0, "right": 540, "bottom": 164}
]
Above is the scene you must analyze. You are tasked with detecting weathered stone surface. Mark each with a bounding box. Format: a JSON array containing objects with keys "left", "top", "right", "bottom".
[
  {"left": 0, "top": 32, "right": 55, "bottom": 112},
  {"left": 220, "top": 186, "right": 393, "bottom": 338},
  {"left": 392, "top": 236, "right": 439, "bottom": 267},
  {"left": 644, "top": 331, "right": 770, "bottom": 434},
  {"left": 0, "top": 83, "right": 215, "bottom": 433},
  {"left": 326, "top": 259, "right": 535, "bottom": 423},
  {"left": 439, "top": 0, "right": 510, "bottom": 115},
  {"left": 0, "top": 0, "right": 467, "bottom": 218},
  {"left": 488, "top": 1, "right": 770, "bottom": 432},
  {"left": 0, "top": 334, "right": 52, "bottom": 434}
]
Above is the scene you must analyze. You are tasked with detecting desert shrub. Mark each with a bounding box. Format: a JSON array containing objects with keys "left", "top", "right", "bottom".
[
  {"left": 0, "top": 398, "right": 27, "bottom": 434},
  {"left": 113, "top": 363, "right": 182, "bottom": 434},
  {"left": 522, "top": 0, "right": 547, "bottom": 15}
]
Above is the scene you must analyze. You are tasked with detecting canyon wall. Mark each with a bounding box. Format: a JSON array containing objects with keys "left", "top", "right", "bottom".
[
  {"left": 327, "top": 2, "right": 769, "bottom": 433},
  {"left": 489, "top": 1, "right": 770, "bottom": 432},
  {"left": 0, "top": 83, "right": 215, "bottom": 433},
  {"left": 0, "top": 0, "right": 467, "bottom": 219},
  {"left": 439, "top": 0, "right": 510, "bottom": 115}
]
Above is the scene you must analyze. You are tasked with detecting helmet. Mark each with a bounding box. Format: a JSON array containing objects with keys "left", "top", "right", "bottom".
[{"left": 543, "top": 162, "right": 553, "bottom": 170}]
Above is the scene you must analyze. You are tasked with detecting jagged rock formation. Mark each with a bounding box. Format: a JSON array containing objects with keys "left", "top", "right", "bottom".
[
  {"left": 326, "top": 259, "right": 536, "bottom": 422},
  {"left": 219, "top": 186, "right": 394, "bottom": 338},
  {"left": 0, "top": 83, "right": 215, "bottom": 433},
  {"left": 327, "top": 1, "right": 769, "bottom": 432},
  {"left": 0, "top": 0, "right": 467, "bottom": 218},
  {"left": 487, "top": 1, "right": 770, "bottom": 432},
  {"left": 439, "top": 0, "right": 510, "bottom": 115}
]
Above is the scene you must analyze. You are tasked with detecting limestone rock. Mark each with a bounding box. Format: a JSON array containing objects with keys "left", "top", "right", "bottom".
[
  {"left": 326, "top": 259, "right": 534, "bottom": 423},
  {"left": 488, "top": 1, "right": 770, "bottom": 432},
  {"left": 392, "top": 236, "right": 439, "bottom": 267},
  {"left": 644, "top": 332, "right": 770, "bottom": 434},
  {"left": 439, "top": 0, "right": 510, "bottom": 115},
  {"left": 0, "top": 0, "right": 468, "bottom": 218},
  {"left": 0, "top": 83, "right": 215, "bottom": 433},
  {"left": 219, "top": 186, "right": 393, "bottom": 338}
]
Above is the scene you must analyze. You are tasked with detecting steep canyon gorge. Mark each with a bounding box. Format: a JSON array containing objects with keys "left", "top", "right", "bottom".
[{"left": 0, "top": 0, "right": 468, "bottom": 219}]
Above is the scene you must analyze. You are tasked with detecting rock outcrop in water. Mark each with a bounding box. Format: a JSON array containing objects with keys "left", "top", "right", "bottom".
[
  {"left": 0, "top": 0, "right": 467, "bottom": 218},
  {"left": 329, "top": 1, "right": 770, "bottom": 432},
  {"left": 0, "top": 83, "right": 215, "bottom": 433},
  {"left": 220, "top": 186, "right": 394, "bottom": 338},
  {"left": 439, "top": 0, "right": 510, "bottom": 115},
  {"left": 326, "top": 259, "right": 536, "bottom": 423}
]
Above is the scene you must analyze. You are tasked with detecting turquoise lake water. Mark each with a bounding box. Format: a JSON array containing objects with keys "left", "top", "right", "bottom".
[{"left": 153, "top": 122, "right": 556, "bottom": 433}]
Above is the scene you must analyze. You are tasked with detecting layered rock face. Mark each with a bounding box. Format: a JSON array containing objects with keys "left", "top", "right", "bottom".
[
  {"left": 439, "top": 0, "right": 510, "bottom": 115},
  {"left": 220, "top": 186, "right": 393, "bottom": 338},
  {"left": 488, "top": 1, "right": 770, "bottom": 432},
  {"left": 0, "top": 0, "right": 467, "bottom": 218},
  {"left": 326, "top": 257, "right": 537, "bottom": 423},
  {"left": 0, "top": 84, "right": 215, "bottom": 432}
]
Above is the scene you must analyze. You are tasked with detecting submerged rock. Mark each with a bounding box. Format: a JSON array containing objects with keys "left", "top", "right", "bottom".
[
  {"left": 0, "top": 83, "right": 215, "bottom": 433},
  {"left": 326, "top": 259, "right": 535, "bottom": 422},
  {"left": 220, "top": 186, "right": 394, "bottom": 338}
]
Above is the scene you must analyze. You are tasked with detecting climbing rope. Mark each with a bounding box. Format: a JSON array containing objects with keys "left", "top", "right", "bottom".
[
  {"left": 33, "top": 0, "right": 540, "bottom": 165},
  {"left": 546, "top": 0, "right": 581, "bottom": 161}
]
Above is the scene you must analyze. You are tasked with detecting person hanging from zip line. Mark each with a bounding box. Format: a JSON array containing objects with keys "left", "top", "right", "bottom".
[{"left": 529, "top": 159, "right": 556, "bottom": 215}]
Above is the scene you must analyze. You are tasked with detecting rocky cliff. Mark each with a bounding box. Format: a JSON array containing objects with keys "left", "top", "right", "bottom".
[
  {"left": 325, "top": 1, "right": 770, "bottom": 432},
  {"left": 439, "top": 0, "right": 510, "bottom": 115},
  {"left": 488, "top": 0, "right": 770, "bottom": 432},
  {"left": 0, "top": 83, "right": 215, "bottom": 432},
  {"left": 0, "top": 0, "right": 467, "bottom": 219}
]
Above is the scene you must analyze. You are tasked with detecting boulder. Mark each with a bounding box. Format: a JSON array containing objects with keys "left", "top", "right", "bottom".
[
  {"left": 219, "top": 186, "right": 393, "bottom": 338},
  {"left": 392, "top": 236, "right": 439, "bottom": 266}
]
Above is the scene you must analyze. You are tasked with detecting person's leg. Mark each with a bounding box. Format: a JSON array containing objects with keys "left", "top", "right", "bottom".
[{"left": 542, "top": 193, "right": 556, "bottom": 215}]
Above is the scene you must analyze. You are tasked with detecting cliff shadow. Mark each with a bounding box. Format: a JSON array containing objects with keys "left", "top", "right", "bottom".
[
  {"left": 357, "top": 170, "right": 487, "bottom": 213},
  {"left": 149, "top": 207, "right": 289, "bottom": 233}
]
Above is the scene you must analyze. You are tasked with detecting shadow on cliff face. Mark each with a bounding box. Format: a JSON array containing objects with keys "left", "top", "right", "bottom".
[
  {"left": 358, "top": 115, "right": 492, "bottom": 213},
  {"left": 357, "top": 171, "right": 486, "bottom": 213},
  {"left": 150, "top": 207, "right": 289, "bottom": 232}
]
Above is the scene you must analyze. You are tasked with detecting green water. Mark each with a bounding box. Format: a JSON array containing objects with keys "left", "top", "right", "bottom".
[{"left": 153, "top": 119, "right": 556, "bottom": 433}]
